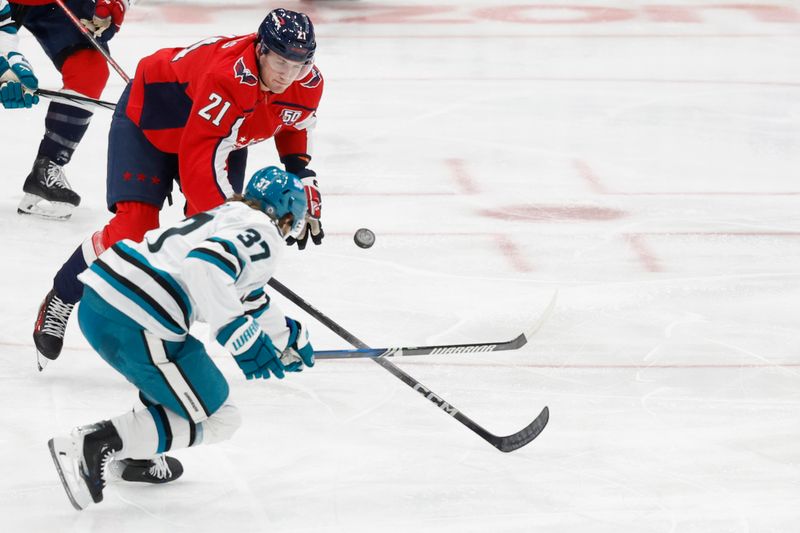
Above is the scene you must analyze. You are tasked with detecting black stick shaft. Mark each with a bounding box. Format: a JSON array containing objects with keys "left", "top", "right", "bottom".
[
  {"left": 53, "top": 0, "right": 131, "bottom": 83},
  {"left": 36, "top": 89, "right": 117, "bottom": 111},
  {"left": 267, "top": 278, "right": 548, "bottom": 452}
]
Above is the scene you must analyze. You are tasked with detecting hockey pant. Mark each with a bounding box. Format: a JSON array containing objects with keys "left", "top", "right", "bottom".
[{"left": 78, "top": 286, "right": 242, "bottom": 457}]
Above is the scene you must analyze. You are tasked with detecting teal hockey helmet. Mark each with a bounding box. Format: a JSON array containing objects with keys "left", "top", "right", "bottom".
[{"left": 244, "top": 166, "right": 307, "bottom": 236}]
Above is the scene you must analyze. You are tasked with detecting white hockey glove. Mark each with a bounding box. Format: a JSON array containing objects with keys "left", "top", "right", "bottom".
[
  {"left": 286, "top": 176, "right": 324, "bottom": 250},
  {"left": 280, "top": 318, "right": 314, "bottom": 372}
]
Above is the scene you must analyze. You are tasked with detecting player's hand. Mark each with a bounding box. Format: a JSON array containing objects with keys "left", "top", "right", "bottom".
[
  {"left": 81, "top": 0, "right": 128, "bottom": 37},
  {"left": 280, "top": 318, "right": 314, "bottom": 372},
  {"left": 0, "top": 53, "right": 39, "bottom": 109},
  {"left": 286, "top": 176, "right": 324, "bottom": 249},
  {"left": 217, "top": 316, "right": 285, "bottom": 380}
]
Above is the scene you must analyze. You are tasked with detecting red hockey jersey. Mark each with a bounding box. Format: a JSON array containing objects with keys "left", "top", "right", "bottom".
[{"left": 125, "top": 34, "right": 324, "bottom": 215}]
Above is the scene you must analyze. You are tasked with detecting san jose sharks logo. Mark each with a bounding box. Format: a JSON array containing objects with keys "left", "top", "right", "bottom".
[{"left": 233, "top": 57, "right": 258, "bottom": 86}]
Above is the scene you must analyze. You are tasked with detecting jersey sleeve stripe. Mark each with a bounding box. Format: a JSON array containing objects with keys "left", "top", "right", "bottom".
[
  {"left": 89, "top": 260, "right": 186, "bottom": 335},
  {"left": 186, "top": 248, "right": 239, "bottom": 280},
  {"left": 242, "top": 287, "right": 269, "bottom": 317},
  {"left": 112, "top": 242, "right": 192, "bottom": 327},
  {"left": 273, "top": 100, "right": 317, "bottom": 112},
  {"left": 244, "top": 300, "right": 269, "bottom": 318},
  {"left": 244, "top": 287, "right": 265, "bottom": 302},
  {"left": 211, "top": 117, "right": 245, "bottom": 201},
  {"left": 207, "top": 237, "right": 245, "bottom": 272}
]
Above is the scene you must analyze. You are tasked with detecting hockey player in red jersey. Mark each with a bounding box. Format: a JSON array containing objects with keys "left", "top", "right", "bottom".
[
  {"left": 33, "top": 9, "right": 325, "bottom": 374},
  {"left": 6, "top": 0, "right": 128, "bottom": 220}
]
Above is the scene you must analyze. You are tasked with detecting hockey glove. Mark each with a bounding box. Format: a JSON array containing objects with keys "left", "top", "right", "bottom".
[
  {"left": 0, "top": 53, "right": 39, "bottom": 109},
  {"left": 286, "top": 177, "right": 324, "bottom": 249},
  {"left": 217, "top": 316, "right": 285, "bottom": 380},
  {"left": 281, "top": 318, "right": 315, "bottom": 372},
  {"left": 81, "top": 0, "right": 128, "bottom": 38}
]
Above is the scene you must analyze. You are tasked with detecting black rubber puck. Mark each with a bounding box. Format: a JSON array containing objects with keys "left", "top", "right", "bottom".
[{"left": 354, "top": 228, "right": 376, "bottom": 249}]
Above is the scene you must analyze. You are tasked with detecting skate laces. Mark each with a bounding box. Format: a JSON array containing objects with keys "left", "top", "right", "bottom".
[
  {"left": 99, "top": 448, "right": 117, "bottom": 486},
  {"left": 41, "top": 294, "right": 74, "bottom": 337},
  {"left": 43, "top": 161, "right": 71, "bottom": 190},
  {"left": 148, "top": 455, "right": 172, "bottom": 480}
]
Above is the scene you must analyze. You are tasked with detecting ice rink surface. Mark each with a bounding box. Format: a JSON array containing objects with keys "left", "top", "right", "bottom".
[{"left": 1, "top": 0, "right": 799, "bottom": 531}]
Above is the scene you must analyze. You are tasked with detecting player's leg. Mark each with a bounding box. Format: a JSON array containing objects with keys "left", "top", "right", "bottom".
[
  {"left": 50, "top": 288, "right": 240, "bottom": 509},
  {"left": 33, "top": 85, "right": 176, "bottom": 369},
  {"left": 16, "top": 0, "right": 117, "bottom": 220}
]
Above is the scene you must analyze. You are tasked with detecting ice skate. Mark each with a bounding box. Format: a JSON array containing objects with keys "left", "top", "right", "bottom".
[
  {"left": 107, "top": 455, "right": 184, "bottom": 484},
  {"left": 17, "top": 156, "right": 81, "bottom": 220},
  {"left": 33, "top": 289, "right": 75, "bottom": 371},
  {"left": 48, "top": 420, "right": 122, "bottom": 511}
]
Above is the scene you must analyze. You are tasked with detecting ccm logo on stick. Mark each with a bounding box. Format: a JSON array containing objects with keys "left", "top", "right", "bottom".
[{"left": 414, "top": 384, "right": 459, "bottom": 415}]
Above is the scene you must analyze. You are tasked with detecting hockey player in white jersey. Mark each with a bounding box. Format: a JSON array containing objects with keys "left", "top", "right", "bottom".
[{"left": 48, "top": 165, "right": 314, "bottom": 511}]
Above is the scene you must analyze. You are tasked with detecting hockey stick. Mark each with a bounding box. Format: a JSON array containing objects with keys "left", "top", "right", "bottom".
[
  {"left": 314, "top": 291, "right": 557, "bottom": 360},
  {"left": 267, "top": 278, "right": 550, "bottom": 453},
  {"left": 53, "top": 0, "right": 131, "bottom": 83},
  {"left": 35, "top": 88, "right": 117, "bottom": 111}
]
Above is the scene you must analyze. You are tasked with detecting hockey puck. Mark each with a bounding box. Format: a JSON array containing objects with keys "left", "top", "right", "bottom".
[{"left": 354, "top": 228, "right": 376, "bottom": 249}]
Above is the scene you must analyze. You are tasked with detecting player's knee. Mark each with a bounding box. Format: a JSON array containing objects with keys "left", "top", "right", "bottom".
[
  {"left": 61, "top": 49, "right": 110, "bottom": 99},
  {"left": 102, "top": 201, "right": 160, "bottom": 246},
  {"left": 200, "top": 404, "right": 242, "bottom": 445}
]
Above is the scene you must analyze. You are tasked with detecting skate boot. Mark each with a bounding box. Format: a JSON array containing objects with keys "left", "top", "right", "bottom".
[
  {"left": 17, "top": 156, "right": 81, "bottom": 220},
  {"left": 108, "top": 455, "right": 184, "bottom": 484},
  {"left": 48, "top": 420, "right": 122, "bottom": 510},
  {"left": 33, "top": 289, "right": 75, "bottom": 371}
]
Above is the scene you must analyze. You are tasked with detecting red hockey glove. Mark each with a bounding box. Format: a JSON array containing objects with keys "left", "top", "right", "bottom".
[
  {"left": 302, "top": 176, "right": 321, "bottom": 220},
  {"left": 286, "top": 177, "right": 324, "bottom": 250},
  {"left": 81, "top": 0, "right": 128, "bottom": 37}
]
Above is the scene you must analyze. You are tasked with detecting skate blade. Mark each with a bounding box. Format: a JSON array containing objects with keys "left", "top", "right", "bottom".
[
  {"left": 48, "top": 437, "right": 92, "bottom": 511},
  {"left": 17, "top": 194, "right": 75, "bottom": 221},
  {"left": 36, "top": 350, "right": 51, "bottom": 372}
]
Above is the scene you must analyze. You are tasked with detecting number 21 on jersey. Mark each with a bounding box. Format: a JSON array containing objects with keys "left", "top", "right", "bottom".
[{"left": 198, "top": 93, "right": 231, "bottom": 126}]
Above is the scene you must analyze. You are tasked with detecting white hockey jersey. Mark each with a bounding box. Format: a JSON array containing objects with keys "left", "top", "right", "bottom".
[{"left": 79, "top": 201, "right": 291, "bottom": 346}]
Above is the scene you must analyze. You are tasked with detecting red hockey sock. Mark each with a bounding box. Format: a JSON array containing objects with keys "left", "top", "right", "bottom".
[
  {"left": 97, "top": 201, "right": 161, "bottom": 252},
  {"left": 61, "top": 49, "right": 110, "bottom": 99}
]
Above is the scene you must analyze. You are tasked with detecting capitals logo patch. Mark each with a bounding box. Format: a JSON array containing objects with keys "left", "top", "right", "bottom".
[
  {"left": 301, "top": 66, "right": 322, "bottom": 89},
  {"left": 234, "top": 57, "right": 258, "bottom": 86},
  {"left": 280, "top": 109, "right": 303, "bottom": 125}
]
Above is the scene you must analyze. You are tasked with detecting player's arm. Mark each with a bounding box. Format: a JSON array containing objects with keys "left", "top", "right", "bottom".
[
  {"left": 178, "top": 75, "right": 248, "bottom": 216},
  {"left": 0, "top": 0, "right": 39, "bottom": 109},
  {"left": 277, "top": 67, "right": 324, "bottom": 249},
  {"left": 181, "top": 221, "right": 287, "bottom": 380},
  {"left": 242, "top": 286, "right": 314, "bottom": 372}
]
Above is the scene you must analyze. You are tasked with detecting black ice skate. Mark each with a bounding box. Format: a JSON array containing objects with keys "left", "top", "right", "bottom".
[
  {"left": 108, "top": 455, "right": 184, "bottom": 484},
  {"left": 17, "top": 156, "right": 81, "bottom": 220},
  {"left": 48, "top": 420, "right": 122, "bottom": 511},
  {"left": 33, "top": 289, "right": 75, "bottom": 371}
]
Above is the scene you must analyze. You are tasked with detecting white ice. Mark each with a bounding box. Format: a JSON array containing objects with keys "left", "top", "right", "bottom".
[{"left": 1, "top": 1, "right": 799, "bottom": 531}]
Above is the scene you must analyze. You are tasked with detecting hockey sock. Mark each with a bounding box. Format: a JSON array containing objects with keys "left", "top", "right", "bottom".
[
  {"left": 36, "top": 101, "right": 93, "bottom": 166},
  {"left": 110, "top": 404, "right": 241, "bottom": 457},
  {"left": 51, "top": 229, "right": 107, "bottom": 304},
  {"left": 36, "top": 49, "right": 109, "bottom": 165},
  {"left": 52, "top": 244, "right": 88, "bottom": 304}
]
